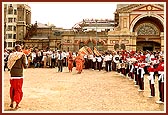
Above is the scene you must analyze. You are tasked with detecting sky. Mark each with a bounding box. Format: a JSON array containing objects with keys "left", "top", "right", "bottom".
[{"left": 28, "top": 2, "right": 117, "bottom": 29}]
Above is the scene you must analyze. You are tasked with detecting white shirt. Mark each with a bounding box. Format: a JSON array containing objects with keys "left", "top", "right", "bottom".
[
  {"left": 84, "top": 55, "right": 88, "bottom": 59},
  {"left": 109, "top": 54, "right": 113, "bottom": 60},
  {"left": 92, "top": 57, "right": 96, "bottom": 62},
  {"left": 96, "top": 57, "right": 102, "bottom": 62},
  {"left": 51, "top": 53, "right": 56, "bottom": 59},
  {"left": 150, "top": 54, "right": 155, "bottom": 60},
  {"left": 66, "top": 52, "right": 69, "bottom": 57},
  {"left": 62, "top": 52, "right": 67, "bottom": 58},
  {"left": 104, "top": 55, "right": 111, "bottom": 61},
  {"left": 58, "top": 53, "right": 64, "bottom": 60},
  {"left": 47, "top": 51, "right": 52, "bottom": 57},
  {"left": 88, "top": 55, "right": 93, "bottom": 60}
]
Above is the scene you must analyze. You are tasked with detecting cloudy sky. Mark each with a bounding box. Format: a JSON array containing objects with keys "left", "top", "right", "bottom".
[{"left": 28, "top": 2, "right": 117, "bottom": 29}]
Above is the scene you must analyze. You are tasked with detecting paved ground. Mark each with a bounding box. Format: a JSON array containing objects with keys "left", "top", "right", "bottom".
[{"left": 3, "top": 67, "right": 165, "bottom": 112}]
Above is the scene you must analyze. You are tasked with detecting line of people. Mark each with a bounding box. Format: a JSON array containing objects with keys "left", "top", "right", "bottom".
[
  {"left": 76, "top": 49, "right": 165, "bottom": 104},
  {"left": 4, "top": 48, "right": 72, "bottom": 70},
  {"left": 113, "top": 50, "right": 164, "bottom": 104}
]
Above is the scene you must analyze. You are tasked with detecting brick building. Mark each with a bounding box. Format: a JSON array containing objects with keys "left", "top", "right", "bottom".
[
  {"left": 3, "top": 3, "right": 31, "bottom": 50},
  {"left": 3, "top": 3, "right": 165, "bottom": 52}
]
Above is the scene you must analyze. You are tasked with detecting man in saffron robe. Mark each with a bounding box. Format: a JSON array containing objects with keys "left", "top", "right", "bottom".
[
  {"left": 67, "top": 51, "right": 74, "bottom": 72},
  {"left": 75, "top": 52, "right": 85, "bottom": 74}
]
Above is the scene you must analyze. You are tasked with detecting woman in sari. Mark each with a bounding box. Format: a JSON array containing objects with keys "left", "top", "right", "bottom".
[
  {"left": 75, "top": 52, "right": 85, "bottom": 74},
  {"left": 67, "top": 51, "right": 74, "bottom": 72}
]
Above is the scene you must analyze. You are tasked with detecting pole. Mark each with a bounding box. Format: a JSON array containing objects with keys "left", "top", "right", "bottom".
[
  {"left": 95, "top": 19, "right": 98, "bottom": 50},
  {"left": 41, "top": 39, "right": 43, "bottom": 50},
  {"left": 55, "top": 40, "right": 56, "bottom": 51}
]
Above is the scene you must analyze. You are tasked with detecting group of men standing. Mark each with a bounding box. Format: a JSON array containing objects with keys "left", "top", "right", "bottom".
[{"left": 28, "top": 49, "right": 68, "bottom": 69}]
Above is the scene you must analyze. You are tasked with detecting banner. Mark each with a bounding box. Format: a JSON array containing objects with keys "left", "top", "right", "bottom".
[
  {"left": 86, "top": 46, "right": 93, "bottom": 54},
  {"left": 79, "top": 46, "right": 88, "bottom": 55},
  {"left": 93, "top": 47, "right": 101, "bottom": 56}
]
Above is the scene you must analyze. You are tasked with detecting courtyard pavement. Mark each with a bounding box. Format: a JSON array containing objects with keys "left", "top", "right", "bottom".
[{"left": 3, "top": 67, "right": 165, "bottom": 113}]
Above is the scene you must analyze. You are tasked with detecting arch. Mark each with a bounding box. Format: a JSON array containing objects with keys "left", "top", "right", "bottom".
[
  {"left": 77, "top": 39, "right": 81, "bottom": 44},
  {"left": 114, "top": 44, "right": 119, "bottom": 50},
  {"left": 135, "top": 23, "right": 160, "bottom": 35},
  {"left": 120, "top": 44, "right": 126, "bottom": 50},
  {"left": 130, "top": 14, "right": 164, "bottom": 32},
  {"left": 84, "top": 38, "right": 97, "bottom": 45},
  {"left": 100, "top": 40, "right": 106, "bottom": 45},
  {"left": 84, "top": 39, "right": 90, "bottom": 45}
]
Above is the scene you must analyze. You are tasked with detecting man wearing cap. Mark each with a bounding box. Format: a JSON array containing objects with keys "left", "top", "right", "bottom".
[
  {"left": 129, "top": 60, "right": 134, "bottom": 80},
  {"left": 7, "top": 44, "right": 28, "bottom": 110},
  {"left": 134, "top": 61, "right": 139, "bottom": 86},
  {"left": 138, "top": 61, "right": 145, "bottom": 91},
  {"left": 156, "top": 57, "right": 164, "bottom": 104},
  {"left": 147, "top": 62, "right": 155, "bottom": 97}
]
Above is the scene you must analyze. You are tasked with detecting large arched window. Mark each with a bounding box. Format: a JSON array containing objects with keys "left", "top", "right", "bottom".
[
  {"left": 114, "top": 44, "right": 119, "bottom": 50},
  {"left": 136, "top": 23, "right": 159, "bottom": 35},
  {"left": 120, "top": 44, "right": 126, "bottom": 50}
]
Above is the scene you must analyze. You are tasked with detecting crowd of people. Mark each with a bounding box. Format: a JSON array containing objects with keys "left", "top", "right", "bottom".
[
  {"left": 80, "top": 48, "right": 164, "bottom": 104},
  {"left": 4, "top": 45, "right": 165, "bottom": 110}
]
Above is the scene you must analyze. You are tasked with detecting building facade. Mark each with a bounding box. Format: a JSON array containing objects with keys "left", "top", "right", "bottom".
[
  {"left": 4, "top": 3, "right": 164, "bottom": 52},
  {"left": 24, "top": 20, "right": 112, "bottom": 52},
  {"left": 4, "top": 4, "right": 31, "bottom": 50},
  {"left": 108, "top": 4, "right": 164, "bottom": 51}
]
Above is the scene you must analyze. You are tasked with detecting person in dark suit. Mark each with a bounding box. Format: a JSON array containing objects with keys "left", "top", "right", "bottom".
[{"left": 57, "top": 50, "right": 64, "bottom": 72}]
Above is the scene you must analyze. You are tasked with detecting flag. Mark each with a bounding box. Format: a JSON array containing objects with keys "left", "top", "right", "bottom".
[
  {"left": 93, "top": 47, "right": 101, "bottom": 56},
  {"left": 79, "top": 46, "right": 88, "bottom": 55},
  {"left": 86, "top": 46, "right": 93, "bottom": 54}
]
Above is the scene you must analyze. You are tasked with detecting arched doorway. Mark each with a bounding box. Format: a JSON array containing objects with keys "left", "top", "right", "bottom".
[
  {"left": 133, "top": 16, "right": 164, "bottom": 51},
  {"left": 136, "top": 41, "right": 161, "bottom": 51},
  {"left": 114, "top": 44, "right": 119, "bottom": 50}
]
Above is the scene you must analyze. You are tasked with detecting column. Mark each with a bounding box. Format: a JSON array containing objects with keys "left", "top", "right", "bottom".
[
  {"left": 130, "top": 32, "right": 137, "bottom": 51},
  {"left": 160, "top": 32, "right": 164, "bottom": 51}
]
